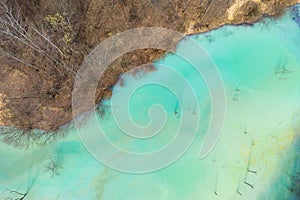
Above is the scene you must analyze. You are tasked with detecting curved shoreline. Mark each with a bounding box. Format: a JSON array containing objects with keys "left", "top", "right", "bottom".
[{"left": 0, "top": 0, "right": 299, "bottom": 135}]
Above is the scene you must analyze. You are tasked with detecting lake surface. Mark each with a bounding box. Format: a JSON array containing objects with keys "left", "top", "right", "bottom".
[{"left": 1, "top": 4, "right": 300, "bottom": 200}]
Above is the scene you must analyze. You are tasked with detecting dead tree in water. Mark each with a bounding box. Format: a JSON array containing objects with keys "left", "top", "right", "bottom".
[
  {"left": 244, "top": 140, "right": 257, "bottom": 189},
  {"left": 213, "top": 172, "right": 218, "bottom": 196},
  {"left": 246, "top": 140, "right": 257, "bottom": 174},
  {"left": 233, "top": 93, "right": 239, "bottom": 102},
  {"left": 5, "top": 167, "right": 39, "bottom": 200},
  {"left": 5, "top": 190, "right": 28, "bottom": 200},
  {"left": 44, "top": 158, "right": 63, "bottom": 177},
  {"left": 236, "top": 184, "right": 242, "bottom": 196},
  {"left": 244, "top": 126, "right": 248, "bottom": 134},
  {"left": 233, "top": 84, "right": 241, "bottom": 102},
  {"left": 174, "top": 100, "right": 179, "bottom": 115},
  {"left": 236, "top": 175, "right": 242, "bottom": 196},
  {"left": 275, "top": 58, "right": 295, "bottom": 80},
  {"left": 192, "top": 104, "right": 197, "bottom": 115}
]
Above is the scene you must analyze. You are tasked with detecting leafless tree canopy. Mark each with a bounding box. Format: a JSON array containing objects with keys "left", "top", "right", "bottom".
[
  {"left": 0, "top": 0, "right": 78, "bottom": 75},
  {"left": 0, "top": 125, "right": 70, "bottom": 148}
]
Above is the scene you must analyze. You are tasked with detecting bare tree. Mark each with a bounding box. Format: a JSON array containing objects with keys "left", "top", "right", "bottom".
[
  {"left": 0, "top": 1, "right": 76, "bottom": 75},
  {"left": 5, "top": 189, "right": 28, "bottom": 200},
  {"left": 44, "top": 157, "right": 62, "bottom": 177},
  {"left": 0, "top": 125, "right": 70, "bottom": 149},
  {"left": 4, "top": 166, "right": 40, "bottom": 200}
]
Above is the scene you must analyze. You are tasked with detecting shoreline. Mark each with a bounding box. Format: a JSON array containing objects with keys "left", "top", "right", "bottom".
[{"left": 0, "top": 0, "right": 299, "bottom": 137}]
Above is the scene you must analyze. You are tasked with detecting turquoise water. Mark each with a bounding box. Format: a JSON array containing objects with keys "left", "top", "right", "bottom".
[{"left": 1, "top": 5, "right": 300, "bottom": 199}]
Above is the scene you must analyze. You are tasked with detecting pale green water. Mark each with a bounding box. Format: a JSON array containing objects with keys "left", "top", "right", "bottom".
[{"left": 1, "top": 5, "right": 300, "bottom": 200}]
